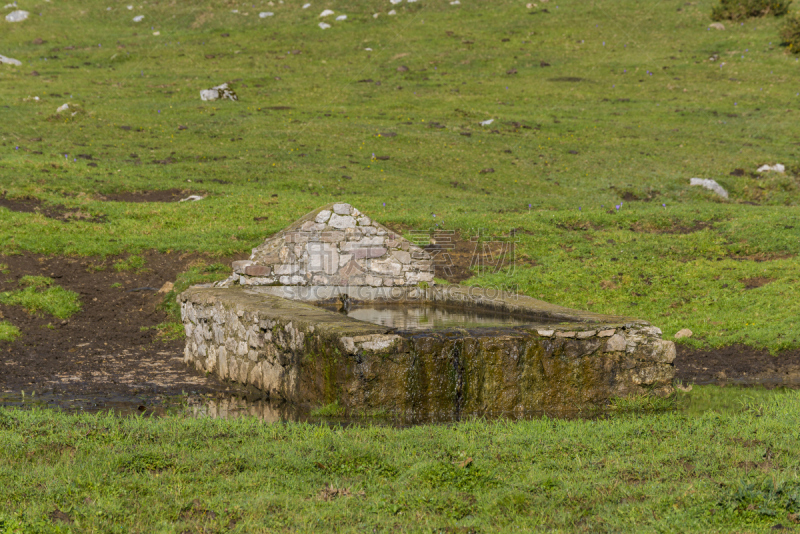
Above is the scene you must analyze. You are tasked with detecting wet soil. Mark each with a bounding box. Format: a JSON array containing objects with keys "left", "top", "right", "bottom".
[
  {"left": 0, "top": 196, "right": 105, "bottom": 223},
  {"left": 675, "top": 344, "right": 800, "bottom": 387},
  {"left": 0, "top": 251, "right": 245, "bottom": 399}
]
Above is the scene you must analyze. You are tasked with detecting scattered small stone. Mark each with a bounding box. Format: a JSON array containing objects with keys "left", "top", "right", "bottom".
[
  {"left": 319, "top": 9, "right": 334, "bottom": 17},
  {"left": 302, "top": 3, "right": 311, "bottom": 8},
  {"left": 709, "top": 22, "right": 725, "bottom": 30},
  {"left": 0, "top": 55, "right": 21, "bottom": 66},
  {"left": 259, "top": 11, "right": 274, "bottom": 17},
  {"left": 689, "top": 178, "right": 728, "bottom": 199},
  {"left": 674, "top": 328, "right": 693, "bottom": 339},
  {"left": 200, "top": 83, "right": 238, "bottom": 102},
  {"left": 391, "top": 0, "right": 403, "bottom": 4},
  {"left": 335, "top": 14, "right": 347, "bottom": 20},
  {"left": 5, "top": 9, "right": 28, "bottom": 22},
  {"left": 56, "top": 103, "right": 70, "bottom": 112},
  {"left": 179, "top": 195, "right": 205, "bottom": 202},
  {"left": 757, "top": 163, "right": 785, "bottom": 173},
  {"left": 158, "top": 281, "right": 174, "bottom": 294},
  {"left": 388, "top": 9, "right": 396, "bottom": 15},
  {"left": 480, "top": 119, "right": 494, "bottom": 126},
  {"left": 133, "top": 14, "right": 144, "bottom": 22},
  {"left": 318, "top": 22, "right": 331, "bottom": 29},
  {"left": 450, "top": 0, "right": 460, "bottom": 4}
]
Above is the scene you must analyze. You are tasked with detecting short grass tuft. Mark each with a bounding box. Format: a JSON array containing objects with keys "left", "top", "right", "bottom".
[
  {"left": 113, "top": 255, "right": 146, "bottom": 272},
  {"left": 0, "top": 321, "right": 20, "bottom": 342},
  {"left": 0, "top": 280, "right": 81, "bottom": 320}
]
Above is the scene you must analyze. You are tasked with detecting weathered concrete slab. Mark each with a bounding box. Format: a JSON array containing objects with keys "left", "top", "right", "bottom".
[{"left": 179, "top": 286, "right": 675, "bottom": 416}]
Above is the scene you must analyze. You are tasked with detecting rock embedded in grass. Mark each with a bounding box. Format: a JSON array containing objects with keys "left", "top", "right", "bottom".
[
  {"left": 689, "top": 178, "right": 728, "bottom": 199},
  {"left": 200, "top": 83, "right": 238, "bottom": 101},
  {"left": 0, "top": 55, "right": 21, "bottom": 66},
  {"left": 5, "top": 10, "right": 28, "bottom": 22}
]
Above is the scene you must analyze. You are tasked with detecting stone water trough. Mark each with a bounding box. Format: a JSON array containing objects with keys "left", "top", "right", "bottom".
[{"left": 179, "top": 203, "right": 675, "bottom": 418}]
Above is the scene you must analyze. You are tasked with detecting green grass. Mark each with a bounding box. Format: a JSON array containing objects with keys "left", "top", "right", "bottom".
[
  {"left": 0, "top": 321, "right": 20, "bottom": 342},
  {"left": 112, "top": 254, "right": 146, "bottom": 272},
  {"left": 2, "top": 389, "right": 800, "bottom": 532},
  {"left": 1, "top": 0, "right": 799, "bottom": 351},
  {"left": 0, "top": 278, "right": 81, "bottom": 320}
]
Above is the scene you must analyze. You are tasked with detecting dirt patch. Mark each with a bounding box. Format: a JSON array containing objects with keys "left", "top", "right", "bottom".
[
  {"left": 675, "top": 344, "right": 800, "bottom": 386},
  {"left": 741, "top": 277, "right": 775, "bottom": 289},
  {"left": 98, "top": 189, "right": 203, "bottom": 203},
  {"left": 0, "top": 196, "right": 105, "bottom": 223},
  {"left": 0, "top": 251, "right": 246, "bottom": 398}
]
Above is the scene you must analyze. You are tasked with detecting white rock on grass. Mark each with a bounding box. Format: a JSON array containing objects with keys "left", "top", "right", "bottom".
[
  {"left": 56, "top": 103, "right": 69, "bottom": 112},
  {"left": 757, "top": 163, "right": 785, "bottom": 173},
  {"left": 390, "top": 0, "right": 402, "bottom": 4},
  {"left": 200, "top": 83, "right": 238, "bottom": 102},
  {"left": 179, "top": 195, "right": 205, "bottom": 202},
  {"left": 674, "top": 328, "right": 693, "bottom": 339},
  {"left": 319, "top": 9, "right": 334, "bottom": 16},
  {"left": 0, "top": 55, "right": 21, "bottom": 66},
  {"left": 133, "top": 14, "right": 144, "bottom": 21},
  {"left": 709, "top": 22, "right": 725, "bottom": 30},
  {"left": 373, "top": 13, "right": 379, "bottom": 17},
  {"left": 480, "top": 119, "right": 494, "bottom": 126},
  {"left": 5, "top": 9, "right": 28, "bottom": 22},
  {"left": 259, "top": 11, "right": 274, "bottom": 17},
  {"left": 388, "top": 9, "right": 396, "bottom": 15},
  {"left": 302, "top": 3, "right": 311, "bottom": 8},
  {"left": 450, "top": 0, "right": 460, "bottom": 4},
  {"left": 127, "top": 5, "right": 133, "bottom": 9},
  {"left": 318, "top": 21, "right": 330, "bottom": 29},
  {"left": 689, "top": 178, "right": 728, "bottom": 199},
  {"left": 335, "top": 14, "right": 346, "bottom": 20}
]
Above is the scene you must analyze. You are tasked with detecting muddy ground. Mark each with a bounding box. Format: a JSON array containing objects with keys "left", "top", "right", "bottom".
[{"left": 1, "top": 244, "right": 797, "bottom": 411}]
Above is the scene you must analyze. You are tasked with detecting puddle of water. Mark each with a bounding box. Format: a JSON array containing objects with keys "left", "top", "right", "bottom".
[
  {"left": 318, "top": 303, "right": 557, "bottom": 331},
  {"left": 3, "top": 385, "right": 796, "bottom": 424}
]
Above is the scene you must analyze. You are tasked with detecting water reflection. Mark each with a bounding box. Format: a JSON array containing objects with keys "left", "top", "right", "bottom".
[
  {"left": 318, "top": 303, "right": 556, "bottom": 331},
  {"left": 2, "top": 385, "right": 797, "bottom": 424}
]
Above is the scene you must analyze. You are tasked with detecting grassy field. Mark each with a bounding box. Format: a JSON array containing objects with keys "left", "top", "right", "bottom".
[
  {"left": 1, "top": 0, "right": 799, "bottom": 350},
  {"left": 0, "top": 388, "right": 799, "bottom": 533},
  {"left": 3, "top": 1, "right": 800, "bottom": 530}
]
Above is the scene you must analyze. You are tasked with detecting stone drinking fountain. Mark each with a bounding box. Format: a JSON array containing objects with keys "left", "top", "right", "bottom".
[{"left": 179, "top": 203, "right": 675, "bottom": 419}]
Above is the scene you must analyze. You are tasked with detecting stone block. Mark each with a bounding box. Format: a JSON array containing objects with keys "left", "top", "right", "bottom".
[
  {"left": 320, "top": 231, "right": 345, "bottom": 243},
  {"left": 306, "top": 242, "right": 339, "bottom": 274},
  {"left": 232, "top": 260, "right": 254, "bottom": 274},
  {"left": 244, "top": 265, "right": 271, "bottom": 277},
  {"left": 333, "top": 203, "right": 352, "bottom": 215},
  {"left": 329, "top": 214, "right": 356, "bottom": 229},
  {"left": 597, "top": 329, "right": 616, "bottom": 337},
  {"left": 369, "top": 257, "right": 403, "bottom": 276},
  {"left": 353, "top": 247, "right": 387, "bottom": 260},
  {"left": 392, "top": 250, "right": 411, "bottom": 264},
  {"left": 315, "top": 210, "right": 332, "bottom": 223},
  {"left": 357, "top": 216, "right": 372, "bottom": 226}
]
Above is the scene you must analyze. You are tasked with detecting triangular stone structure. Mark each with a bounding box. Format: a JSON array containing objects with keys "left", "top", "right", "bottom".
[{"left": 230, "top": 203, "right": 435, "bottom": 287}]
